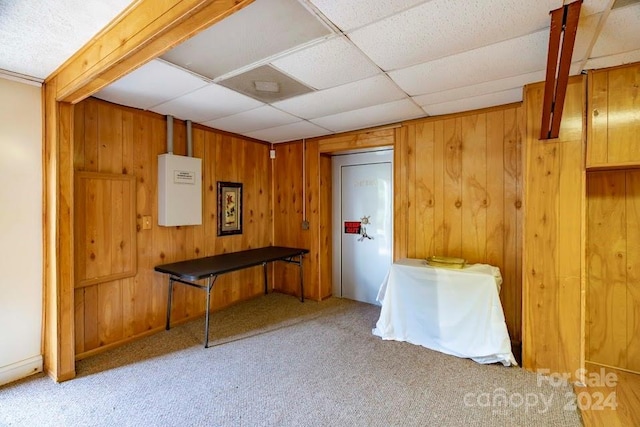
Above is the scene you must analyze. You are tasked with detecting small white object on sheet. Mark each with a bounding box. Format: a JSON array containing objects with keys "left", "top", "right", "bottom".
[{"left": 372, "top": 258, "right": 517, "bottom": 366}]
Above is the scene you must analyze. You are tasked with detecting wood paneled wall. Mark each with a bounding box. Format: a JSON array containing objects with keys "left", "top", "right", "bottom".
[
  {"left": 272, "top": 142, "right": 308, "bottom": 297},
  {"left": 272, "top": 106, "right": 524, "bottom": 342},
  {"left": 522, "top": 76, "right": 586, "bottom": 380},
  {"left": 73, "top": 98, "right": 272, "bottom": 357},
  {"left": 587, "top": 170, "right": 640, "bottom": 373},
  {"left": 587, "top": 63, "right": 640, "bottom": 168},
  {"left": 395, "top": 107, "right": 523, "bottom": 342},
  {"left": 74, "top": 172, "right": 137, "bottom": 288}
]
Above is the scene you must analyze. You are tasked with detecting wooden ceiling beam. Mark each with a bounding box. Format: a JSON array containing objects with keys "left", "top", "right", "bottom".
[
  {"left": 540, "top": 0, "right": 582, "bottom": 140},
  {"left": 540, "top": 6, "right": 563, "bottom": 140},
  {"left": 47, "top": 0, "right": 255, "bottom": 104}
]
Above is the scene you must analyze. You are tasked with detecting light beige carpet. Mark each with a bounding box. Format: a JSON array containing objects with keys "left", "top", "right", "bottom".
[{"left": 0, "top": 294, "right": 582, "bottom": 426}]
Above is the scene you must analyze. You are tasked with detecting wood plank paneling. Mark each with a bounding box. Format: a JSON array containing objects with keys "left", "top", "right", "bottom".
[
  {"left": 587, "top": 170, "right": 640, "bottom": 374},
  {"left": 305, "top": 140, "right": 321, "bottom": 300},
  {"left": 503, "top": 107, "right": 522, "bottom": 343},
  {"left": 587, "top": 172, "right": 627, "bottom": 368},
  {"left": 486, "top": 110, "right": 505, "bottom": 271},
  {"left": 523, "top": 76, "right": 585, "bottom": 380},
  {"left": 443, "top": 118, "right": 463, "bottom": 256},
  {"left": 275, "top": 104, "right": 523, "bottom": 342},
  {"left": 272, "top": 142, "right": 307, "bottom": 298},
  {"left": 461, "top": 114, "right": 487, "bottom": 262},
  {"left": 407, "top": 125, "right": 417, "bottom": 257},
  {"left": 405, "top": 107, "right": 522, "bottom": 343},
  {"left": 628, "top": 171, "right": 640, "bottom": 373},
  {"left": 319, "top": 154, "right": 332, "bottom": 299},
  {"left": 74, "top": 172, "right": 136, "bottom": 288},
  {"left": 414, "top": 122, "right": 435, "bottom": 258},
  {"left": 73, "top": 98, "right": 271, "bottom": 356},
  {"left": 394, "top": 126, "right": 408, "bottom": 261},
  {"left": 587, "top": 63, "right": 640, "bottom": 168},
  {"left": 587, "top": 70, "right": 609, "bottom": 166}
]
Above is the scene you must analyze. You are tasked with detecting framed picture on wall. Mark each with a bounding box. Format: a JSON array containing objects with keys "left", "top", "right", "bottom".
[{"left": 217, "top": 181, "right": 243, "bottom": 236}]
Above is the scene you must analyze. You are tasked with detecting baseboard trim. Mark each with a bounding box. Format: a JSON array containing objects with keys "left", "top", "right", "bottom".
[{"left": 0, "top": 355, "right": 43, "bottom": 386}]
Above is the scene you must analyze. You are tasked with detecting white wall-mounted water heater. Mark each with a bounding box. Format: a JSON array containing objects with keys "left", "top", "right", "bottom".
[{"left": 158, "top": 153, "right": 202, "bottom": 226}]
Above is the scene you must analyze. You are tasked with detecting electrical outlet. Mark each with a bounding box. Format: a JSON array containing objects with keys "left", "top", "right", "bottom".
[
  {"left": 301, "top": 220, "right": 309, "bottom": 230},
  {"left": 142, "top": 216, "right": 152, "bottom": 230}
]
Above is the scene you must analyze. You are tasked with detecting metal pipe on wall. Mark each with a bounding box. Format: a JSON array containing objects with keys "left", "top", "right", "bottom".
[
  {"left": 302, "top": 138, "right": 306, "bottom": 221},
  {"left": 166, "top": 115, "right": 174, "bottom": 154},
  {"left": 186, "top": 120, "right": 193, "bottom": 157}
]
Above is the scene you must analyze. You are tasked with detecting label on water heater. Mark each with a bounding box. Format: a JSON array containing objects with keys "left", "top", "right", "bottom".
[
  {"left": 174, "top": 170, "right": 195, "bottom": 184},
  {"left": 344, "top": 221, "right": 361, "bottom": 234}
]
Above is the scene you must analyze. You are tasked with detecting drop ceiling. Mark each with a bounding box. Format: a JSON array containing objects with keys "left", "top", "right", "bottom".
[{"left": 3, "top": 0, "right": 640, "bottom": 143}]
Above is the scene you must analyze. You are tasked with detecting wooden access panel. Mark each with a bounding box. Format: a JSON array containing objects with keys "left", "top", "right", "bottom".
[
  {"left": 587, "top": 170, "right": 640, "bottom": 373},
  {"left": 587, "top": 62, "right": 640, "bottom": 168},
  {"left": 74, "top": 172, "right": 137, "bottom": 288}
]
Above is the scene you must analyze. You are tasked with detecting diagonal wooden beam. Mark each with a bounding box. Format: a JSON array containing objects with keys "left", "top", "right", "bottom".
[
  {"left": 550, "top": 1, "right": 582, "bottom": 138},
  {"left": 540, "top": 6, "right": 564, "bottom": 140},
  {"left": 540, "top": 0, "right": 583, "bottom": 140}
]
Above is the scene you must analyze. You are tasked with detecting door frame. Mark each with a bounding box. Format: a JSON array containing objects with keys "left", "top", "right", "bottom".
[{"left": 330, "top": 148, "right": 394, "bottom": 299}]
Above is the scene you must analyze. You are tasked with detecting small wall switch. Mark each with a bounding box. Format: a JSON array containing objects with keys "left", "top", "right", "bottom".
[
  {"left": 301, "top": 220, "right": 310, "bottom": 230},
  {"left": 142, "top": 216, "right": 152, "bottom": 230},
  {"left": 269, "top": 149, "right": 276, "bottom": 159}
]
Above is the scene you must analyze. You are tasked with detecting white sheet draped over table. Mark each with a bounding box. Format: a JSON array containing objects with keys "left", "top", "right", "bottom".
[{"left": 372, "top": 258, "right": 517, "bottom": 366}]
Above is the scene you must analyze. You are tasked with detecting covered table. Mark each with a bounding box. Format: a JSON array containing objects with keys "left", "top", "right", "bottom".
[{"left": 372, "top": 258, "right": 516, "bottom": 366}]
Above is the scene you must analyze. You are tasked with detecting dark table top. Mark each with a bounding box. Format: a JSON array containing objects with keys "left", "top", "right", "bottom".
[{"left": 154, "top": 246, "right": 309, "bottom": 281}]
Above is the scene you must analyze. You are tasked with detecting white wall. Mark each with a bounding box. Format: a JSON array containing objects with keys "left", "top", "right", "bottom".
[{"left": 0, "top": 75, "right": 43, "bottom": 385}]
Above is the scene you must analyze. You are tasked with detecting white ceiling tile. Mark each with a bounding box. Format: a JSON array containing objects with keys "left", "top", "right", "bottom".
[
  {"left": 390, "top": 31, "right": 548, "bottom": 96},
  {"left": 591, "top": 4, "right": 640, "bottom": 58},
  {"left": 161, "top": 0, "right": 332, "bottom": 80},
  {"left": 348, "top": 0, "right": 554, "bottom": 71},
  {"left": 271, "top": 36, "right": 380, "bottom": 89},
  {"left": 0, "top": 0, "right": 132, "bottom": 79},
  {"left": 202, "top": 106, "right": 301, "bottom": 134},
  {"left": 570, "top": 61, "right": 585, "bottom": 76},
  {"left": 572, "top": 13, "right": 601, "bottom": 62},
  {"left": 421, "top": 88, "right": 523, "bottom": 117},
  {"left": 581, "top": 0, "right": 612, "bottom": 16},
  {"left": 150, "top": 84, "right": 263, "bottom": 123},
  {"left": 93, "top": 60, "right": 209, "bottom": 110},
  {"left": 273, "top": 75, "right": 406, "bottom": 119},
  {"left": 308, "top": 0, "right": 428, "bottom": 32},
  {"left": 413, "top": 70, "right": 546, "bottom": 106},
  {"left": 311, "top": 99, "right": 424, "bottom": 133},
  {"left": 584, "top": 48, "right": 640, "bottom": 70},
  {"left": 246, "top": 121, "right": 332, "bottom": 143}
]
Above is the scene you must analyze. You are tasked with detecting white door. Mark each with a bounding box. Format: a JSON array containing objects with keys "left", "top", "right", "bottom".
[{"left": 332, "top": 150, "right": 393, "bottom": 305}]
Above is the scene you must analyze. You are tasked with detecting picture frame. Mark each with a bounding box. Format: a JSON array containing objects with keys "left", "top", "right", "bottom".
[{"left": 217, "top": 181, "right": 243, "bottom": 236}]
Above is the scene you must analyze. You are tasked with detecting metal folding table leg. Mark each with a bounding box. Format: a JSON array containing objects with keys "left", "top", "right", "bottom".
[
  {"left": 166, "top": 277, "right": 174, "bottom": 330},
  {"left": 204, "top": 275, "right": 217, "bottom": 348},
  {"left": 299, "top": 255, "right": 304, "bottom": 302},
  {"left": 263, "top": 262, "right": 268, "bottom": 295}
]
